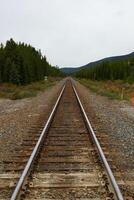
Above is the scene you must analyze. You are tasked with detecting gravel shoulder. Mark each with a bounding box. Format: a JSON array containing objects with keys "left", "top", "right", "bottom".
[
  {"left": 75, "top": 80, "right": 134, "bottom": 196},
  {"left": 0, "top": 78, "right": 134, "bottom": 197},
  {"left": 0, "top": 80, "right": 64, "bottom": 172}
]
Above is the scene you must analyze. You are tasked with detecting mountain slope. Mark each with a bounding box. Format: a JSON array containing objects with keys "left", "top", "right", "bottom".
[
  {"left": 60, "top": 67, "right": 80, "bottom": 74},
  {"left": 60, "top": 51, "right": 134, "bottom": 74}
]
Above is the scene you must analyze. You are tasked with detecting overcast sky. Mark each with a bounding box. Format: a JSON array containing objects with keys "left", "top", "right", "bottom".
[{"left": 0, "top": 0, "right": 134, "bottom": 68}]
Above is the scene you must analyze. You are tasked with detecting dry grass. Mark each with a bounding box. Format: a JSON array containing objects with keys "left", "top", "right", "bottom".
[
  {"left": 0, "top": 78, "right": 58, "bottom": 100},
  {"left": 78, "top": 79, "right": 134, "bottom": 101}
]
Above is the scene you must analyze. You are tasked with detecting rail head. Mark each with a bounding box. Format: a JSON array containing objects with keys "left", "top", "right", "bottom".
[
  {"left": 10, "top": 79, "right": 124, "bottom": 200},
  {"left": 72, "top": 82, "right": 124, "bottom": 200},
  {"left": 10, "top": 83, "right": 66, "bottom": 200}
]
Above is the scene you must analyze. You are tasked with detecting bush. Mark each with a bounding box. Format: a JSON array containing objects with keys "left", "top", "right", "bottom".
[{"left": 11, "top": 90, "right": 37, "bottom": 100}]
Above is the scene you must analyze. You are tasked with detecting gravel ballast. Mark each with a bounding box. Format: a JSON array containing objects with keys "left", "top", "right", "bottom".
[
  {"left": 75, "top": 80, "right": 134, "bottom": 196},
  {"left": 0, "top": 79, "right": 134, "bottom": 197},
  {"left": 0, "top": 80, "right": 64, "bottom": 172}
]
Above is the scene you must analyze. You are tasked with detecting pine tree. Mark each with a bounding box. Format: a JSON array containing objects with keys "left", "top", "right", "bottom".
[
  {"left": 0, "top": 38, "right": 63, "bottom": 85},
  {"left": 9, "top": 62, "right": 20, "bottom": 85}
]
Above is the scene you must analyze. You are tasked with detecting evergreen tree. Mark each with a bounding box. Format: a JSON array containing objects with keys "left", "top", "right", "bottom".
[
  {"left": 3, "top": 58, "right": 12, "bottom": 82},
  {"left": 0, "top": 38, "right": 63, "bottom": 85},
  {"left": 75, "top": 59, "right": 134, "bottom": 82},
  {"left": 9, "top": 62, "right": 20, "bottom": 85}
]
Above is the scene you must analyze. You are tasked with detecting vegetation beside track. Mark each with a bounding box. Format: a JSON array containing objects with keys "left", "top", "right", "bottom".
[
  {"left": 75, "top": 58, "right": 134, "bottom": 82},
  {"left": 0, "top": 38, "right": 64, "bottom": 99},
  {"left": 0, "top": 77, "right": 60, "bottom": 100},
  {"left": 75, "top": 53, "right": 134, "bottom": 102},
  {"left": 0, "top": 38, "right": 64, "bottom": 85},
  {"left": 78, "top": 78, "right": 134, "bottom": 101}
]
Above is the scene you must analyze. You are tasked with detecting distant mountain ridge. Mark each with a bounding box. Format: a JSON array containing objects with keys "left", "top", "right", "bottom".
[
  {"left": 60, "top": 67, "right": 80, "bottom": 74},
  {"left": 60, "top": 51, "right": 134, "bottom": 74}
]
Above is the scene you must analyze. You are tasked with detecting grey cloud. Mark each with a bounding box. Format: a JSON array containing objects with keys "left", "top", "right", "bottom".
[{"left": 0, "top": 0, "right": 134, "bottom": 67}]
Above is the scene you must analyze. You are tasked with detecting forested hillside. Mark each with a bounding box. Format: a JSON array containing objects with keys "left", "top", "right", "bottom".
[
  {"left": 0, "top": 39, "right": 63, "bottom": 85},
  {"left": 60, "top": 52, "right": 134, "bottom": 76},
  {"left": 75, "top": 58, "right": 134, "bottom": 82}
]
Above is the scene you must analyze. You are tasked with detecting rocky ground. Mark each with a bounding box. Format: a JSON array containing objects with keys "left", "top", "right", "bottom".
[
  {"left": 0, "top": 78, "right": 134, "bottom": 198},
  {"left": 75, "top": 80, "right": 134, "bottom": 197},
  {"left": 0, "top": 80, "right": 65, "bottom": 172}
]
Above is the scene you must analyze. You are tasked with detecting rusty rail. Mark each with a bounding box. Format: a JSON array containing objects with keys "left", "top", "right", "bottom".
[
  {"left": 10, "top": 79, "right": 124, "bottom": 200},
  {"left": 10, "top": 84, "right": 66, "bottom": 200},
  {"left": 72, "top": 82, "right": 124, "bottom": 200}
]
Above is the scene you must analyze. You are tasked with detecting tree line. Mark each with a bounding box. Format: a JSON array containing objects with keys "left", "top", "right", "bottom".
[
  {"left": 75, "top": 59, "right": 134, "bottom": 82},
  {"left": 0, "top": 39, "right": 63, "bottom": 85}
]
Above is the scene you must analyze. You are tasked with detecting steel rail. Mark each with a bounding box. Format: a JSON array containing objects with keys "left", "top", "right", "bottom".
[
  {"left": 10, "top": 83, "right": 66, "bottom": 200},
  {"left": 72, "top": 83, "right": 124, "bottom": 200}
]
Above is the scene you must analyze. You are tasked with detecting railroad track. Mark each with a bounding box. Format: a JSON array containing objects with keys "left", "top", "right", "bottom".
[{"left": 0, "top": 79, "right": 124, "bottom": 200}]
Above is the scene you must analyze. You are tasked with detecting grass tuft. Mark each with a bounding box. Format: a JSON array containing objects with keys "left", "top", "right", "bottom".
[
  {"left": 0, "top": 78, "right": 58, "bottom": 100},
  {"left": 78, "top": 79, "right": 133, "bottom": 101}
]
